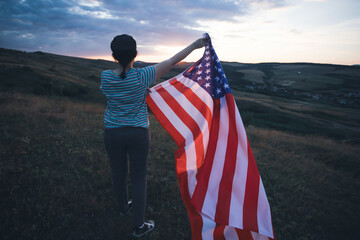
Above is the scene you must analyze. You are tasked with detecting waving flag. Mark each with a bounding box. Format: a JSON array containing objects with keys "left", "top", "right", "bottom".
[{"left": 146, "top": 34, "right": 275, "bottom": 240}]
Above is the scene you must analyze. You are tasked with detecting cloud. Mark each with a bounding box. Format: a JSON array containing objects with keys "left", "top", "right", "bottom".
[
  {"left": 245, "top": 0, "right": 290, "bottom": 9},
  {"left": 289, "top": 28, "right": 302, "bottom": 35},
  {"left": 0, "top": 0, "right": 292, "bottom": 58}
]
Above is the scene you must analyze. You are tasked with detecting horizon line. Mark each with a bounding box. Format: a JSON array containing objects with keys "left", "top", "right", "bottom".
[{"left": 1, "top": 46, "right": 359, "bottom": 67}]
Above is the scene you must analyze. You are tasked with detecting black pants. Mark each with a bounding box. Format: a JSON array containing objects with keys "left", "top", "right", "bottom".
[{"left": 104, "top": 127, "right": 150, "bottom": 227}]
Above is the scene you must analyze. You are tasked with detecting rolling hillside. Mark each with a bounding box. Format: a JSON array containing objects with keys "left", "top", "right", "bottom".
[
  {"left": 1, "top": 47, "right": 359, "bottom": 142},
  {"left": 1, "top": 48, "right": 359, "bottom": 239}
]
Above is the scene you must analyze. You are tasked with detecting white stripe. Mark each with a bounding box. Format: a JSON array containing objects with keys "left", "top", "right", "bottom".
[
  {"left": 165, "top": 84, "right": 211, "bottom": 165},
  {"left": 228, "top": 100, "right": 249, "bottom": 229},
  {"left": 251, "top": 231, "right": 269, "bottom": 240},
  {"left": 201, "top": 212, "right": 216, "bottom": 240},
  {"left": 162, "top": 84, "right": 207, "bottom": 197},
  {"left": 257, "top": 178, "right": 274, "bottom": 238},
  {"left": 224, "top": 226, "right": 239, "bottom": 240},
  {"left": 201, "top": 96, "right": 230, "bottom": 219},
  {"left": 164, "top": 74, "right": 214, "bottom": 112},
  {"left": 155, "top": 75, "right": 214, "bottom": 198},
  {"left": 150, "top": 88, "right": 198, "bottom": 197},
  {"left": 176, "top": 75, "right": 214, "bottom": 119}
]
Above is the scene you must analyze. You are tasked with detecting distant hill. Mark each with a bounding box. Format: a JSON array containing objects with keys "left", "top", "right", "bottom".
[
  {"left": 221, "top": 61, "right": 360, "bottom": 106},
  {"left": 1, "top": 47, "right": 359, "bottom": 104},
  {"left": 1, "top": 47, "right": 359, "bottom": 142},
  {"left": 0, "top": 48, "right": 117, "bottom": 102}
]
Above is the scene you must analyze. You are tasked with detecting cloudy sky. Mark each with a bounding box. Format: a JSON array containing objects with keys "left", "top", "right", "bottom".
[{"left": 1, "top": 0, "right": 359, "bottom": 65}]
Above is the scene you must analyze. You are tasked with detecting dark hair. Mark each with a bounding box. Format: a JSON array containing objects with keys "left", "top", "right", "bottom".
[
  {"left": 112, "top": 50, "right": 137, "bottom": 79},
  {"left": 111, "top": 34, "right": 137, "bottom": 79}
]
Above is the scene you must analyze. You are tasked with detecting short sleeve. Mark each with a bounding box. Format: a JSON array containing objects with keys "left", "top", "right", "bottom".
[
  {"left": 99, "top": 70, "right": 111, "bottom": 94},
  {"left": 99, "top": 71, "right": 106, "bottom": 92},
  {"left": 139, "top": 65, "right": 156, "bottom": 87}
]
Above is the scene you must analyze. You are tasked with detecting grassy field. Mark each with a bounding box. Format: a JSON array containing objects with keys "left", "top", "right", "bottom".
[{"left": 1, "top": 48, "right": 360, "bottom": 239}]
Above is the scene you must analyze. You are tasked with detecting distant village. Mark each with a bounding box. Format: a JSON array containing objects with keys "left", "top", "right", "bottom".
[{"left": 242, "top": 81, "right": 360, "bottom": 106}]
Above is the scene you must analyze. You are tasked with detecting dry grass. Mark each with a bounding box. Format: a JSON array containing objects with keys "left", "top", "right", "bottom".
[
  {"left": 0, "top": 93, "right": 359, "bottom": 239},
  {"left": 1, "top": 48, "right": 360, "bottom": 239},
  {"left": 246, "top": 127, "right": 360, "bottom": 239}
]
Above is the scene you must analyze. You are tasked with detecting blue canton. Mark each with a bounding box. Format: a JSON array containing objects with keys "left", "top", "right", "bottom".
[{"left": 183, "top": 38, "right": 231, "bottom": 99}]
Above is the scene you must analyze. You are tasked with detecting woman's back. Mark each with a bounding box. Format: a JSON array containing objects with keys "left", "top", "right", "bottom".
[{"left": 100, "top": 66, "right": 155, "bottom": 128}]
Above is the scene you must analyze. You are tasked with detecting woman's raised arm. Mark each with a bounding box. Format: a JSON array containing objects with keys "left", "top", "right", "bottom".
[{"left": 154, "top": 36, "right": 209, "bottom": 80}]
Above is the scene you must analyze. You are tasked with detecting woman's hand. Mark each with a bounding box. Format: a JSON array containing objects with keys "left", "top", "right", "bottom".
[
  {"left": 192, "top": 36, "right": 210, "bottom": 49},
  {"left": 154, "top": 34, "right": 210, "bottom": 80}
]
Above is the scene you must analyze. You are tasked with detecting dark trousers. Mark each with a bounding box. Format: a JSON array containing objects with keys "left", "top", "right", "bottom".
[{"left": 104, "top": 127, "right": 149, "bottom": 227}]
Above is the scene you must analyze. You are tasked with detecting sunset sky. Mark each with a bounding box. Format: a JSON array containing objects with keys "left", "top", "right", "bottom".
[{"left": 1, "top": 0, "right": 359, "bottom": 65}]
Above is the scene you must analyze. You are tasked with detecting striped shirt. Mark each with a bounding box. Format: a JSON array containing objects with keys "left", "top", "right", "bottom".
[{"left": 100, "top": 66, "right": 156, "bottom": 128}]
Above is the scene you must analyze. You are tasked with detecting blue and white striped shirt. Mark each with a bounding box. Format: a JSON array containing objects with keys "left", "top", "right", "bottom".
[{"left": 100, "top": 66, "right": 156, "bottom": 128}]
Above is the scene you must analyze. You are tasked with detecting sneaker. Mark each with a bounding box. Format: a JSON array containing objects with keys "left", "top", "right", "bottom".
[
  {"left": 119, "top": 199, "right": 132, "bottom": 217},
  {"left": 132, "top": 220, "right": 155, "bottom": 237}
]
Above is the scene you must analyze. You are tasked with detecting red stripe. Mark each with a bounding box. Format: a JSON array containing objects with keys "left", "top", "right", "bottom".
[
  {"left": 146, "top": 95, "right": 184, "bottom": 148},
  {"left": 170, "top": 79, "right": 212, "bottom": 130},
  {"left": 243, "top": 139, "right": 260, "bottom": 232},
  {"left": 213, "top": 224, "right": 226, "bottom": 240},
  {"left": 147, "top": 94, "right": 204, "bottom": 239},
  {"left": 236, "top": 228, "right": 254, "bottom": 240},
  {"left": 215, "top": 94, "right": 239, "bottom": 225},
  {"left": 156, "top": 85, "right": 205, "bottom": 170},
  {"left": 192, "top": 98, "right": 221, "bottom": 211},
  {"left": 176, "top": 148, "right": 204, "bottom": 240}
]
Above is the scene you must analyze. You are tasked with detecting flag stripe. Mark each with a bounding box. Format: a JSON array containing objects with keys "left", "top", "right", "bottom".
[
  {"left": 147, "top": 87, "right": 205, "bottom": 240},
  {"left": 229, "top": 102, "right": 249, "bottom": 229},
  {"left": 148, "top": 87, "right": 199, "bottom": 196},
  {"left": 236, "top": 228, "right": 254, "bottom": 240},
  {"left": 176, "top": 146, "right": 204, "bottom": 240},
  {"left": 213, "top": 224, "right": 226, "bottom": 240},
  {"left": 224, "top": 226, "right": 239, "bottom": 240},
  {"left": 243, "top": 140, "right": 260, "bottom": 232},
  {"left": 146, "top": 93, "right": 183, "bottom": 148},
  {"left": 251, "top": 231, "right": 270, "bottom": 240},
  {"left": 215, "top": 93, "right": 239, "bottom": 225},
  {"left": 202, "top": 212, "right": 216, "bottom": 239},
  {"left": 192, "top": 98, "right": 221, "bottom": 211},
  {"left": 170, "top": 79, "right": 213, "bottom": 130},
  {"left": 257, "top": 179, "right": 274, "bottom": 238},
  {"left": 156, "top": 85, "right": 205, "bottom": 171},
  {"left": 166, "top": 80, "right": 212, "bottom": 170},
  {"left": 146, "top": 95, "right": 187, "bottom": 173},
  {"left": 146, "top": 39, "right": 275, "bottom": 240},
  {"left": 201, "top": 96, "right": 230, "bottom": 219}
]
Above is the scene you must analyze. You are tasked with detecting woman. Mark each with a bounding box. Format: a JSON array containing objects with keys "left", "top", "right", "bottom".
[{"left": 100, "top": 34, "right": 208, "bottom": 237}]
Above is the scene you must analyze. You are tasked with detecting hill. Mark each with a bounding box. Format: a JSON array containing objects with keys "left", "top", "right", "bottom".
[
  {"left": 0, "top": 48, "right": 359, "bottom": 239},
  {"left": 1, "top": 47, "right": 359, "bottom": 142}
]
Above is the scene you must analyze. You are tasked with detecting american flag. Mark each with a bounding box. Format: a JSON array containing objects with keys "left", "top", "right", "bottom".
[{"left": 146, "top": 35, "right": 275, "bottom": 240}]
